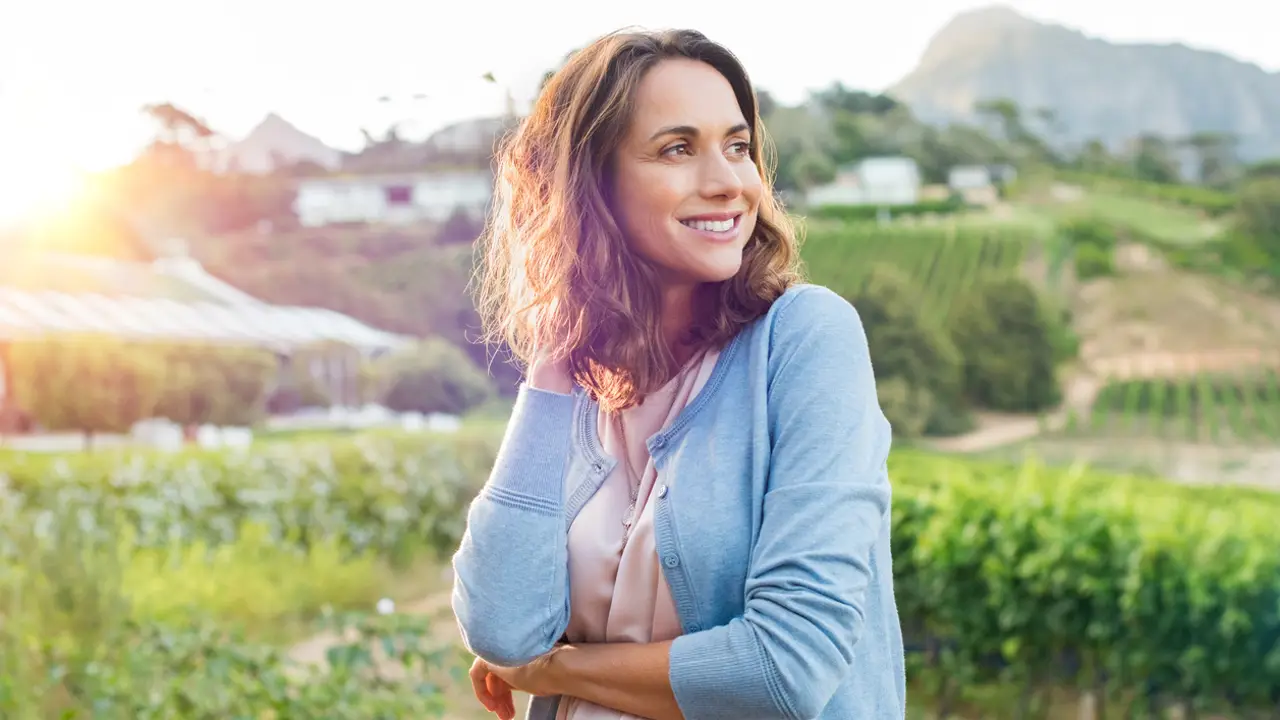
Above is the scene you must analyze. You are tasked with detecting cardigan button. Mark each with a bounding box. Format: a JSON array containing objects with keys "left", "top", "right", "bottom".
[
  {"left": 657, "top": 484, "right": 668, "bottom": 499},
  {"left": 687, "top": 623, "right": 701, "bottom": 633},
  {"left": 663, "top": 554, "right": 680, "bottom": 568}
]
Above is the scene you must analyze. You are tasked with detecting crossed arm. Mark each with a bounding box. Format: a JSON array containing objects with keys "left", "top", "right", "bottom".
[
  {"left": 451, "top": 288, "right": 893, "bottom": 720},
  {"left": 472, "top": 640, "right": 682, "bottom": 720}
]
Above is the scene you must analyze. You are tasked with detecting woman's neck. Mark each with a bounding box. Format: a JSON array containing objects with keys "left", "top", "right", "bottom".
[{"left": 659, "top": 283, "right": 701, "bottom": 365}]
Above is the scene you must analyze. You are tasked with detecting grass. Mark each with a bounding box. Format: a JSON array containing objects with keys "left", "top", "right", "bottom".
[{"left": 1033, "top": 191, "right": 1222, "bottom": 246}]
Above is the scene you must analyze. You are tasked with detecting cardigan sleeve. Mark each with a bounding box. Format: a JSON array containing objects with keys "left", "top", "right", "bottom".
[
  {"left": 667, "top": 286, "right": 895, "bottom": 719},
  {"left": 450, "top": 384, "right": 577, "bottom": 667}
]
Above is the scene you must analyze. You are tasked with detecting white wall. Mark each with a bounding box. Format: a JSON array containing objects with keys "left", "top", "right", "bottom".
[{"left": 294, "top": 171, "right": 492, "bottom": 227}]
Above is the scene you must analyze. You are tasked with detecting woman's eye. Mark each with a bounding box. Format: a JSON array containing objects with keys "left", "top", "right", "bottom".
[
  {"left": 729, "top": 141, "right": 751, "bottom": 156},
  {"left": 663, "top": 143, "right": 692, "bottom": 157}
]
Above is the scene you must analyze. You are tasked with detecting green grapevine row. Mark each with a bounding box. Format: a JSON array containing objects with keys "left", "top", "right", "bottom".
[
  {"left": 1065, "top": 368, "right": 1280, "bottom": 445},
  {"left": 800, "top": 220, "right": 1032, "bottom": 325}
]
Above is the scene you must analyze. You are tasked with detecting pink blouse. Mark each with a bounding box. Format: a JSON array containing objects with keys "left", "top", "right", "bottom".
[{"left": 556, "top": 349, "right": 720, "bottom": 720}]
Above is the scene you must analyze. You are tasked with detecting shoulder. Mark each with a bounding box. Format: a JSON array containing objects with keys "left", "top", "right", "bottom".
[{"left": 763, "top": 283, "right": 866, "bottom": 349}]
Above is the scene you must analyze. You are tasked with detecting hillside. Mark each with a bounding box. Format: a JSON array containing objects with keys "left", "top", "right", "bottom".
[{"left": 889, "top": 5, "right": 1280, "bottom": 159}]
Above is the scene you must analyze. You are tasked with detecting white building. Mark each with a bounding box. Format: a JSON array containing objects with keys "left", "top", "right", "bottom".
[
  {"left": 293, "top": 170, "right": 493, "bottom": 227},
  {"left": 805, "top": 156, "right": 921, "bottom": 207},
  {"left": 947, "top": 164, "right": 1017, "bottom": 206}
]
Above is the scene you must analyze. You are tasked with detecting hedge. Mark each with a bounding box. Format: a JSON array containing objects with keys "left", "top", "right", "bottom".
[
  {"left": 891, "top": 452, "right": 1280, "bottom": 715},
  {"left": 0, "top": 429, "right": 499, "bottom": 563},
  {"left": 5, "top": 432, "right": 1280, "bottom": 714},
  {"left": 808, "top": 198, "right": 966, "bottom": 223}
]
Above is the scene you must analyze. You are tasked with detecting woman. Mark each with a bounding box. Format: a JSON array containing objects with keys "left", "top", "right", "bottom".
[{"left": 452, "top": 27, "right": 904, "bottom": 720}]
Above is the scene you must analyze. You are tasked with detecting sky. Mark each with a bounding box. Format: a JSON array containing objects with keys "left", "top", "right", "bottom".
[{"left": 0, "top": 0, "right": 1275, "bottom": 216}]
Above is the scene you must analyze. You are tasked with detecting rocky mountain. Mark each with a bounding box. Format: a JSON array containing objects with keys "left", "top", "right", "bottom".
[
  {"left": 214, "top": 113, "right": 345, "bottom": 175},
  {"left": 888, "top": 6, "right": 1280, "bottom": 159}
]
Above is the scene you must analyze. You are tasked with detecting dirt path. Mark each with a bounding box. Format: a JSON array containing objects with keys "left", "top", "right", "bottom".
[{"left": 925, "top": 373, "right": 1102, "bottom": 454}]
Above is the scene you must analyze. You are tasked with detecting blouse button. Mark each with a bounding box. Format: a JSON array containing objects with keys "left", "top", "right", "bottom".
[
  {"left": 663, "top": 554, "right": 680, "bottom": 568},
  {"left": 657, "top": 484, "right": 668, "bottom": 499}
]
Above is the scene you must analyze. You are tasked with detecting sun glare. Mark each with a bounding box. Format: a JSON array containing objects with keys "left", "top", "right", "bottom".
[{"left": 0, "top": 161, "right": 89, "bottom": 225}]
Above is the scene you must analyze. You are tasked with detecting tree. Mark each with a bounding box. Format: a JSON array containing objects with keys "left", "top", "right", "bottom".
[
  {"left": 7, "top": 337, "right": 166, "bottom": 446},
  {"left": 374, "top": 339, "right": 495, "bottom": 416},
  {"left": 1181, "top": 131, "right": 1240, "bottom": 188},
  {"left": 846, "top": 265, "right": 970, "bottom": 437},
  {"left": 1233, "top": 176, "right": 1280, "bottom": 266},
  {"left": 1127, "top": 134, "right": 1180, "bottom": 183},
  {"left": 950, "top": 277, "right": 1062, "bottom": 412}
]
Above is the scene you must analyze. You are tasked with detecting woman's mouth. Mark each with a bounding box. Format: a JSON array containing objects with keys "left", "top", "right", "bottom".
[{"left": 679, "top": 213, "right": 742, "bottom": 240}]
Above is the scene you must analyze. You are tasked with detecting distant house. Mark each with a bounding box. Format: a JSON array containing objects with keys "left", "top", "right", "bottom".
[
  {"left": 805, "top": 156, "right": 922, "bottom": 207},
  {"left": 293, "top": 170, "right": 493, "bottom": 228},
  {"left": 947, "top": 163, "right": 1017, "bottom": 205}
]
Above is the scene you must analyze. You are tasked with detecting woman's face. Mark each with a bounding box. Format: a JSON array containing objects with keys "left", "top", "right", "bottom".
[{"left": 611, "top": 58, "right": 762, "bottom": 288}]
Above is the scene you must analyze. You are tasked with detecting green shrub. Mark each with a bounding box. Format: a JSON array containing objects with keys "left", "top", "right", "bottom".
[
  {"left": 0, "top": 430, "right": 498, "bottom": 562},
  {"left": 1074, "top": 243, "right": 1115, "bottom": 279},
  {"left": 152, "top": 343, "right": 277, "bottom": 426},
  {"left": 1059, "top": 216, "right": 1118, "bottom": 252},
  {"left": 949, "top": 277, "right": 1062, "bottom": 412},
  {"left": 7, "top": 336, "right": 167, "bottom": 440},
  {"left": 374, "top": 338, "right": 496, "bottom": 416},
  {"left": 848, "top": 264, "right": 971, "bottom": 438},
  {"left": 809, "top": 198, "right": 965, "bottom": 223}
]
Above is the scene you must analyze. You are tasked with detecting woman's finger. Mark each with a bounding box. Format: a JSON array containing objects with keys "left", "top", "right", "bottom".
[
  {"left": 488, "top": 673, "right": 515, "bottom": 720},
  {"left": 469, "top": 658, "right": 495, "bottom": 712}
]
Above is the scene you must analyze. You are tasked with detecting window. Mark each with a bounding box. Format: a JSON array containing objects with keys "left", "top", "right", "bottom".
[{"left": 384, "top": 185, "right": 414, "bottom": 205}]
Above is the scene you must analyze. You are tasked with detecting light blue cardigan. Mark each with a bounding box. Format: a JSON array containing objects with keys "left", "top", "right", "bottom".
[{"left": 451, "top": 284, "right": 905, "bottom": 719}]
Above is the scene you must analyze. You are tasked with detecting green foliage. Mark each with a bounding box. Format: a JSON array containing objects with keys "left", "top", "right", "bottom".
[
  {"left": 801, "top": 221, "right": 1031, "bottom": 327},
  {"left": 808, "top": 198, "right": 964, "bottom": 222},
  {"left": 153, "top": 343, "right": 277, "bottom": 426},
  {"left": 0, "top": 430, "right": 499, "bottom": 561},
  {"left": 1234, "top": 176, "right": 1280, "bottom": 263},
  {"left": 0, "top": 503, "right": 455, "bottom": 719},
  {"left": 7, "top": 338, "right": 278, "bottom": 434},
  {"left": 892, "top": 451, "right": 1280, "bottom": 713},
  {"left": 1055, "top": 171, "right": 1238, "bottom": 217},
  {"left": 1074, "top": 369, "right": 1280, "bottom": 444},
  {"left": 1072, "top": 243, "right": 1115, "bottom": 278},
  {"left": 7, "top": 336, "right": 166, "bottom": 438},
  {"left": 848, "top": 265, "right": 970, "bottom": 437},
  {"left": 373, "top": 339, "right": 497, "bottom": 416},
  {"left": 0, "top": 427, "right": 505, "bottom": 716},
  {"left": 949, "top": 277, "right": 1061, "bottom": 412},
  {"left": 1060, "top": 216, "right": 1118, "bottom": 278}
]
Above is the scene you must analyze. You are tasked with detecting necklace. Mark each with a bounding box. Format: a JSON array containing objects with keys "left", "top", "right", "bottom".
[{"left": 614, "top": 351, "right": 702, "bottom": 545}]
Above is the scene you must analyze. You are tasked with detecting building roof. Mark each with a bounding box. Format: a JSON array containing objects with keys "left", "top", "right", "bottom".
[{"left": 0, "top": 253, "right": 408, "bottom": 353}]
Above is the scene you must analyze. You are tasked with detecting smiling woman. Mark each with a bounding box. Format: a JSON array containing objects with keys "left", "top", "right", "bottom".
[{"left": 455, "top": 27, "right": 904, "bottom": 720}]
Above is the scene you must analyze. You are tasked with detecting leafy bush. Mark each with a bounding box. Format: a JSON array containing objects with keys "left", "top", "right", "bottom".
[
  {"left": 809, "top": 198, "right": 965, "bottom": 223},
  {"left": 1073, "top": 242, "right": 1115, "bottom": 278},
  {"left": 0, "top": 430, "right": 498, "bottom": 562},
  {"left": 848, "top": 264, "right": 971, "bottom": 437},
  {"left": 7, "top": 338, "right": 278, "bottom": 434},
  {"left": 374, "top": 338, "right": 496, "bottom": 416},
  {"left": 1059, "top": 216, "right": 1118, "bottom": 252},
  {"left": 152, "top": 343, "right": 277, "bottom": 426},
  {"left": 7, "top": 336, "right": 166, "bottom": 440},
  {"left": 0, "top": 503, "right": 457, "bottom": 719},
  {"left": 949, "top": 277, "right": 1062, "bottom": 412},
  {"left": 891, "top": 451, "right": 1280, "bottom": 714}
]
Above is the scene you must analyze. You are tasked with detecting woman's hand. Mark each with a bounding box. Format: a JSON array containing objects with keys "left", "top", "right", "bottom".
[
  {"left": 469, "top": 652, "right": 562, "bottom": 719},
  {"left": 528, "top": 340, "right": 574, "bottom": 394}
]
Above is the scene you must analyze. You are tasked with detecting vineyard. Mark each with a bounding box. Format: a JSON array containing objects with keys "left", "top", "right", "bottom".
[
  {"left": 1063, "top": 368, "right": 1280, "bottom": 445},
  {"left": 800, "top": 220, "right": 1037, "bottom": 323}
]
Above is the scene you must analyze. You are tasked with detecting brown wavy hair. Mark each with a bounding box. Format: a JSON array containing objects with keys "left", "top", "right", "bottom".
[{"left": 474, "top": 28, "right": 802, "bottom": 411}]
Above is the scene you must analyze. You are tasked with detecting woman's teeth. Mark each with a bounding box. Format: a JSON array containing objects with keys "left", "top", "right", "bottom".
[{"left": 681, "top": 217, "right": 735, "bottom": 232}]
